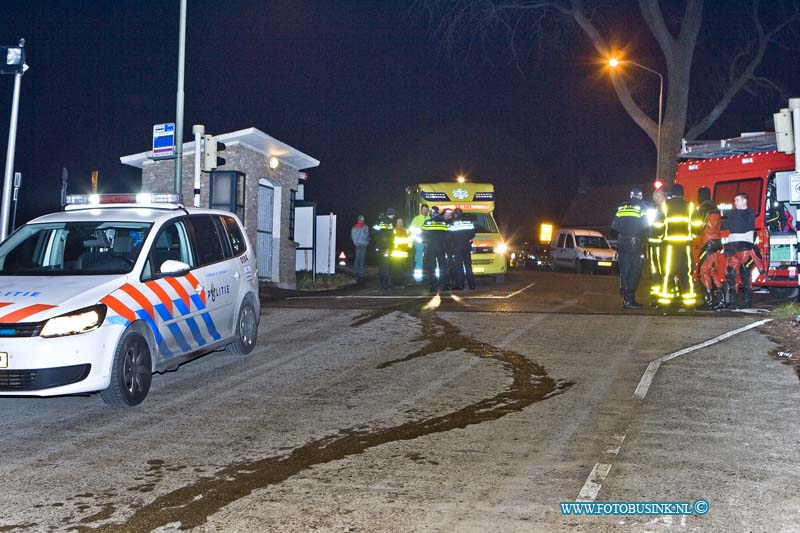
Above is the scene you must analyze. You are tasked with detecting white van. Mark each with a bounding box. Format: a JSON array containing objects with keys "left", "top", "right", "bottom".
[{"left": 549, "top": 228, "right": 617, "bottom": 274}]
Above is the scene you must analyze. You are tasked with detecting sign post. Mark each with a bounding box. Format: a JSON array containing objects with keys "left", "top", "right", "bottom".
[{"left": 152, "top": 123, "right": 176, "bottom": 160}]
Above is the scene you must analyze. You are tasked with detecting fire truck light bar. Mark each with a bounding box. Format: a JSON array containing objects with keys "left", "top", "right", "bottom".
[{"left": 65, "top": 193, "right": 182, "bottom": 206}]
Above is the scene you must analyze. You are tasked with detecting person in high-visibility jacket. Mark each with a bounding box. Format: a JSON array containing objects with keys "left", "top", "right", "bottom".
[
  {"left": 422, "top": 207, "right": 450, "bottom": 292},
  {"left": 372, "top": 208, "right": 396, "bottom": 290},
  {"left": 652, "top": 184, "right": 703, "bottom": 307},
  {"left": 408, "top": 204, "right": 430, "bottom": 283},
  {"left": 449, "top": 208, "right": 476, "bottom": 290},
  {"left": 646, "top": 188, "right": 667, "bottom": 306},
  {"left": 391, "top": 218, "right": 411, "bottom": 286}
]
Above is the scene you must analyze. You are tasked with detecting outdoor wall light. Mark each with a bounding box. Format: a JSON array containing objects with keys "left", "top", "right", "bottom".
[{"left": 269, "top": 156, "right": 280, "bottom": 169}]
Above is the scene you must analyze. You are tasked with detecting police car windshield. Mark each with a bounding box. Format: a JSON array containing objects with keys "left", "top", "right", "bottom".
[
  {"left": 0, "top": 221, "right": 152, "bottom": 276},
  {"left": 576, "top": 236, "right": 610, "bottom": 249},
  {"left": 459, "top": 213, "right": 498, "bottom": 233}
]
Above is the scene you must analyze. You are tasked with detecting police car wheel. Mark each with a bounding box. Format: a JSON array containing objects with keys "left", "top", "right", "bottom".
[
  {"left": 101, "top": 330, "right": 152, "bottom": 407},
  {"left": 226, "top": 301, "right": 257, "bottom": 355}
]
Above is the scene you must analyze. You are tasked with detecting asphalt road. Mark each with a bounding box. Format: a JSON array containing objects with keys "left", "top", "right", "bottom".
[{"left": 1, "top": 270, "right": 798, "bottom": 532}]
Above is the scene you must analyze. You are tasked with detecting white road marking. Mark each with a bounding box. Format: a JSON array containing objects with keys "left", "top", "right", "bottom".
[
  {"left": 576, "top": 463, "right": 613, "bottom": 501},
  {"left": 578, "top": 318, "right": 772, "bottom": 502},
  {"left": 633, "top": 318, "right": 772, "bottom": 400},
  {"left": 285, "top": 282, "right": 536, "bottom": 300}
]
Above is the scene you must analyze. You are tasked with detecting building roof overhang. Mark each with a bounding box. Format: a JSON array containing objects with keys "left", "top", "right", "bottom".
[{"left": 120, "top": 127, "right": 320, "bottom": 170}]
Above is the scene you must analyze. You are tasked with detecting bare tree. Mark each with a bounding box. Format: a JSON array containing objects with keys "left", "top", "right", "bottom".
[{"left": 420, "top": 0, "right": 800, "bottom": 184}]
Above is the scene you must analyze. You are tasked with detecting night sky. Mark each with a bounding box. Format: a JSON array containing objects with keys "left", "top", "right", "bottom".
[{"left": 0, "top": 1, "right": 797, "bottom": 246}]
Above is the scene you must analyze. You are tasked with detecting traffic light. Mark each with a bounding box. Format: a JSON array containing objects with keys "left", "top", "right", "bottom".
[
  {"left": 202, "top": 134, "right": 226, "bottom": 171},
  {"left": 0, "top": 44, "right": 24, "bottom": 75}
]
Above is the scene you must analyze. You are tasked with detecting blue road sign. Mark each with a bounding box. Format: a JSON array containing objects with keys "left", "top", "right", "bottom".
[{"left": 152, "top": 123, "right": 176, "bottom": 160}]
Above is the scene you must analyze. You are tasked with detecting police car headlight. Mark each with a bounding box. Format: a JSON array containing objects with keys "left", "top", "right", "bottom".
[
  {"left": 40, "top": 304, "right": 107, "bottom": 338},
  {"left": 495, "top": 242, "right": 508, "bottom": 254}
]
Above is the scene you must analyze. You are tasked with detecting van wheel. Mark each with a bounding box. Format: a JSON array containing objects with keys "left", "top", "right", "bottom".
[
  {"left": 495, "top": 275, "right": 505, "bottom": 284},
  {"left": 551, "top": 261, "right": 559, "bottom": 272},
  {"left": 226, "top": 301, "right": 258, "bottom": 355},
  {"left": 101, "top": 330, "right": 152, "bottom": 407},
  {"left": 576, "top": 259, "right": 584, "bottom": 274}
]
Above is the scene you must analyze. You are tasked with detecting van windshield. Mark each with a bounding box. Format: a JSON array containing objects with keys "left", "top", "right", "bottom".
[
  {"left": 460, "top": 213, "right": 498, "bottom": 233},
  {"left": 576, "top": 235, "right": 609, "bottom": 249},
  {"left": 0, "top": 221, "right": 152, "bottom": 276}
]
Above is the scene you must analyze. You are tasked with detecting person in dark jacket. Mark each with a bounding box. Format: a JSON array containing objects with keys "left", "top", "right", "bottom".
[
  {"left": 611, "top": 186, "right": 648, "bottom": 308},
  {"left": 422, "top": 207, "right": 449, "bottom": 292},
  {"left": 721, "top": 193, "right": 760, "bottom": 308},
  {"left": 449, "top": 208, "right": 476, "bottom": 290}
]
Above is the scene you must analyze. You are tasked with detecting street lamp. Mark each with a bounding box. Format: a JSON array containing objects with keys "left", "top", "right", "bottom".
[
  {"left": 1, "top": 39, "right": 28, "bottom": 241},
  {"left": 607, "top": 57, "right": 664, "bottom": 180}
]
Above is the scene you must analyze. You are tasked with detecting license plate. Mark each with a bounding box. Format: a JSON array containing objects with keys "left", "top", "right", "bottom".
[
  {"left": 598, "top": 261, "right": 612, "bottom": 267},
  {"left": 473, "top": 267, "right": 485, "bottom": 273},
  {"left": 0, "top": 352, "right": 7, "bottom": 368}
]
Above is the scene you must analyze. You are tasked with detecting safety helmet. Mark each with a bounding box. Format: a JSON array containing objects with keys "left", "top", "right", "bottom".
[{"left": 670, "top": 184, "right": 684, "bottom": 198}]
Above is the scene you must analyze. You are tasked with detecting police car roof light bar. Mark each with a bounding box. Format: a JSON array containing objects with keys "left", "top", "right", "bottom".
[{"left": 65, "top": 193, "right": 183, "bottom": 210}]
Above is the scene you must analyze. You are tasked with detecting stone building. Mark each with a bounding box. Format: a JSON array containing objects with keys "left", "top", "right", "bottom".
[{"left": 121, "top": 127, "right": 320, "bottom": 288}]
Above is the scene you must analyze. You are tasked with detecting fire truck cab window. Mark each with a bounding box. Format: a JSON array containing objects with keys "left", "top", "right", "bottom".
[{"left": 713, "top": 178, "right": 762, "bottom": 216}]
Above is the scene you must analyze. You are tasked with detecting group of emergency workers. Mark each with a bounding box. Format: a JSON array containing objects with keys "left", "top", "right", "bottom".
[
  {"left": 370, "top": 205, "right": 476, "bottom": 292},
  {"left": 612, "top": 184, "right": 761, "bottom": 310}
]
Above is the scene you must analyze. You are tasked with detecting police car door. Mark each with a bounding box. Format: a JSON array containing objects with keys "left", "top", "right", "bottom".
[
  {"left": 187, "top": 215, "right": 236, "bottom": 341},
  {"left": 140, "top": 218, "right": 207, "bottom": 360}
]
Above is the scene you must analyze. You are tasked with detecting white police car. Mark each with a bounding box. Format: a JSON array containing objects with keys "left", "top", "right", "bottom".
[{"left": 0, "top": 194, "right": 259, "bottom": 406}]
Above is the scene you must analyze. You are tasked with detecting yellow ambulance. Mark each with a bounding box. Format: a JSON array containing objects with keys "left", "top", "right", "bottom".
[{"left": 405, "top": 182, "right": 508, "bottom": 282}]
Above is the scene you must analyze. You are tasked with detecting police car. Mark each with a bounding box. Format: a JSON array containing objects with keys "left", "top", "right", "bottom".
[{"left": 0, "top": 193, "right": 260, "bottom": 407}]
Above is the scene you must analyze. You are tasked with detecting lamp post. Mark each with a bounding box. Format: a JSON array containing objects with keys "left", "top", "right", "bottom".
[
  {"left": 608, "top": 57, "right": 664, "bottom": 180},
  {"left": 1, "top": 39, "right": 27, "bottom": 241}
]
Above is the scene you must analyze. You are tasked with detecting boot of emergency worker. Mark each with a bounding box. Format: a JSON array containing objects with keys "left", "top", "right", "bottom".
[
  {"left": 694, "top": 187, "right": 725, "bottom": 309},
  {"left": 450, "top": 208, "right": 476, "bottom": 290},
  {"left": 422, "top": 207, "right": 449, "bottom": 292},
  {"left": 721, "top": 193, "right": 757, "bottom": 308},
  {"left": 373, "top": 208, "right": 396, "bottom": 290},
  {"left": 391, "top": 218, "right": 410, "bottom": 287},
  {"left": 647, "top": 189, "right": 667, "bottom": 307},
  {"left": 655, "top": 184, "right": 701, "bottom": 307},
  {"left": 611, "top": 187, "right": 648, "bottom": 308},
  {"left": 409, "top": 204, "right": 430, "bottom": 283}
]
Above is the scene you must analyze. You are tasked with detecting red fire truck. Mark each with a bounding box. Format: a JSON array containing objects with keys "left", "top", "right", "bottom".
[{"left": 674, "top": 133, "right": 799, "bottom": 298}]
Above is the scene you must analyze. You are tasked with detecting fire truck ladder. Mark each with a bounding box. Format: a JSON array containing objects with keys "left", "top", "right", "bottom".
[{"left": 679, "top": 132, "right": 777, "bottom": 160}]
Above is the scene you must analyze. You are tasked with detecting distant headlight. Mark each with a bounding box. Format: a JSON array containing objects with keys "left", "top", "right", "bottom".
[
  {"left": 40, "top": 304, "right": 107, "bottom": 338},
  {"left": 495, "top": 242, "right": 508, "bottom": 254}
]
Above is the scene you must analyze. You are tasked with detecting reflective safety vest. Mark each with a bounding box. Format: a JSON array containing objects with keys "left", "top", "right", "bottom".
[
  {"left": 409, "top": 214, "right": 427, "bottom": 244},
  {"left": 392, "top": 227, "right": 410, "bottom": 259},
  {"left": 653, "top": 198, "right": 702, "bottom": 242}
]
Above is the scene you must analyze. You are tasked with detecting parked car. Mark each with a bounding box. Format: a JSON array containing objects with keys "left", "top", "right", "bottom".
[{"left": 549, "top": 228, "right": 617, "bottom": 274}]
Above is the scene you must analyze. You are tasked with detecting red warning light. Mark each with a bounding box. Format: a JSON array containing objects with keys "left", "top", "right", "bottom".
[{"left": 653, "top": 179, "right": 664, "bottom": 190}]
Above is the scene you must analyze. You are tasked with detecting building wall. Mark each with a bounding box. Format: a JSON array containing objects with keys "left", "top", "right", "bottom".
[{"left": 140, "top": 144, "right": 304, "bottom": 288}]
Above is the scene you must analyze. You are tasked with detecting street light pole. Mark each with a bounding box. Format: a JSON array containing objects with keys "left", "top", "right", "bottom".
[
  {"left": 1, "top": 39, "right": 27, "bottom": 241},
  {"left": 608, "top": 58, "right": 664, "bottom": 180}
]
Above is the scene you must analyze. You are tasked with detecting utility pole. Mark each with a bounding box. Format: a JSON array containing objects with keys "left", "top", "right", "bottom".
[{"left": 174, "top": 0, "right": 187, "bottom": 195}]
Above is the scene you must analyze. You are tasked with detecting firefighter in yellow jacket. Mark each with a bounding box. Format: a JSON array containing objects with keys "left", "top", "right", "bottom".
[{"left": 652, "top": 184, "right": 703, "bottom": 307}]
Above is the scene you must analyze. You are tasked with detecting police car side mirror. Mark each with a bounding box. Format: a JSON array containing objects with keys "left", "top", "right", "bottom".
[{"left": 159, "top": 259, "right": 191, "bottom": 277}]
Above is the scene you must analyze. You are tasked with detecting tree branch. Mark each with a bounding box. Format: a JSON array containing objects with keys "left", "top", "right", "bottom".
[
  {"left": 638, "top": 0, "right": 675, "bottom": 65},
  {"left": 687, "top": 0, "right": 800, "bottom": 140}
]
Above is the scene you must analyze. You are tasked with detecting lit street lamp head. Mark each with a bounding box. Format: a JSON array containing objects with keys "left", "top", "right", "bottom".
[{"left": 608, "top": 57, "right": 620, "bottom": 68}]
